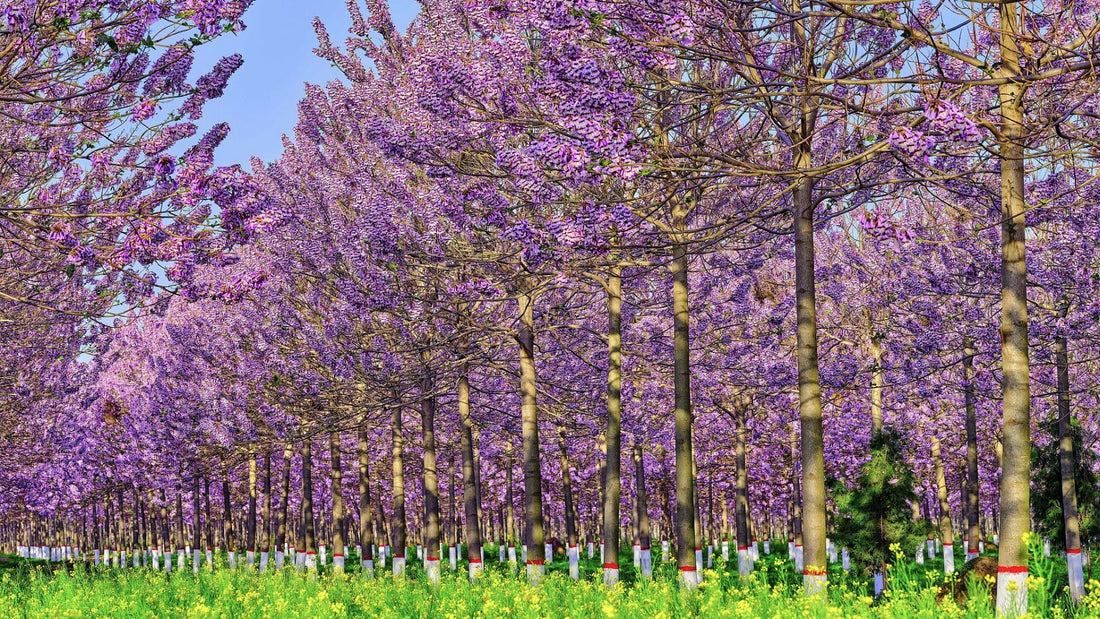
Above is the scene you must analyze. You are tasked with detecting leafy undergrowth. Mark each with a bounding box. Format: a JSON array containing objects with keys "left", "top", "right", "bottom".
[{"left": 0, "top": 542, "right": 1092, "bottom": 618}]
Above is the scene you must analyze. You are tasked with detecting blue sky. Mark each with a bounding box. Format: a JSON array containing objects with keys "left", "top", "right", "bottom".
[{"left": 192, "top": 0, "right": 421, "bottom": 168}]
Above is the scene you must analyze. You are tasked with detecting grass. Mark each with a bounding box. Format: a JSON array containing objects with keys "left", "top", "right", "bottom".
[{"left": 0, "top": 540, "right": 1093, "bottom": 617}]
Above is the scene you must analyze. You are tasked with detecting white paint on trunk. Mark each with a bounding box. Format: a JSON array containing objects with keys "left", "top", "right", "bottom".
[
  {"left": 722, "top": 540, "right": 729, "bottom": 561},
  {"left": 679, "top": 567, "right": 700, "bottom": 589},
  {"left": 588, "top": 542, "right": 594, "bottom": 559},
  {"left": 259, "top": 551, "right": 269, "bottom": 572},
  {"left": 633, "top": 543, "right": 641, "bottom": 566},
  {"left": 362, "top": 558, "right": 374, "bottom": 578},
  {"left": 468, "top": 557, "right": 483, "bottom": 581},
  {"left": 1068, "top": 550, "right": 1085, "bottom": 603},
  {"left": 915, "top": 543, "right": 925, "bottom": 565},
  {"left": 333, "top": 554, "right": 345, "bottom": 574},
  {"left": 737, "top": 546, "right": 751, "bottom": 576},
  {"left": 227, "top": 551, "right": 236, "bottom": 570},
  {"left": 602, "top": 565, "right": 619, "bottom": 586},
  {"left": 392, "top": 555, "right": 406, "bottom": 578},
  {"left": 275, "top": 550, "right": 284, "bottom": 570},
  {"left": 305, "top": 551, "right": 318, "bottom": 571},
  {"left": 507, "top": 545, "right": 517, "bottom": 564},
  {"left": 545, "top": 543, "right": 553, "bottom": 562},
  {"left": 695, "top": 547, "right": 703, "bottom": 571},
  {"left": 449, "top": 545, "right": 457, "bottom": 570},
  {"left": 318, "top": 545, "right": 326, "bottom": 566},
  {"left": 943, "top": 542, "right": 955, "bottom": 574},
  {"left": 873, "top": 571, "right": 884, "bottom": 597},
  {"left": 661, "top": 540, "right": 669, "bottom": 562},
  {"left": 247, "top": 550, "right": 256, "bottom": 568},
  {"left": 995, "top": 570, "right": 1028, "bottom": 617},
  {"left": 841, "top": 547, "right": 850, "bottom": 572},
  {"left": 764, "top": 540, "right": 771, "bottom": 554},
  {"left": 568, "top": 545, "right": 579, "bottom": 579},
  {"left": 425, "top": 558, "right": 441, "bottom": 584},
  {"left": 640, "top": 547, "right": 652, "bottom": 579},
  {"left": 794, "top": 544, "right": 803, "bottom": 573},
  {"left": 193, "top": 549, "right": 201, "bottom": 573},
  {"left": 526, "top": 560, "right": 545, "bottom": 585}
]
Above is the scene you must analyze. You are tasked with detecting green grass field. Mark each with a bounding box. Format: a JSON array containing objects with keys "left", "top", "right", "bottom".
[{"left": 0, "top": 543, "right": 1093, "bottom": 617}]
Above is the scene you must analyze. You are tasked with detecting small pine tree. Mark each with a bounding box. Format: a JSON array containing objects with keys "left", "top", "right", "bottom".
[
  {"left": 829, "top": 429, "right": 927, "bottom": 577},
  {"left": 1031, "top": 418, "right": 1100, "bottom": 550}
]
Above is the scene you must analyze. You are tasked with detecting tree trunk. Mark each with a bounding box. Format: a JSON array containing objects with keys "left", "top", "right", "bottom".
[
  {"left": 1055, "top": 305, "right": 1084, "bottom": 602},
  {"left": 302, "top": 439, "right": 317, "bottom": 570},
  {"left": 261, "top": 454, "right": 271, "bottom": 571},
  {"left": 559, "top": 430, "right": 579, "bottom": 579},
  {"left": 994, "top": 4, "right": 1031, "bottom": 614},
  {"left": 358, "top": 422, "right": 375, "bottom": 576},
  {"left": 670, "top": 242, "right": 699, "bottom": 587},
  {"left": 736, "top": 407, "right": 752, "bottom": 575},
  {"left": 963, "top": 341, "right": 981, "bottom": 560},
  {"left": 870, "top": 337, "right": 884, "bottom": 434},
  {"left": 633, "top": 444, "right": 652, "bottom": 578},
  {"left": 277, "top": 444, "right": 291, "bottom": 569},
  {"left": 517, "top": 287, "right": 546, "bottom": 583},
  {"left": 421, "top": 367, "right": 442, "bottom": 583},
  {"left": 458, "top": 364, "right": 483, "bottom": 578},
  {"left": 247, "top": 451, "right": 257, "bottom": 567},
  {"left": 931, "top": 436, "right": 955, "bottom": 574},
  {"left": 603, "top": 267, "right": 623, "bottom": 585},
  {"left": 392, "top": 406, "right": 407, "bottom": 576},
  {"left": 792, "top": 149, "right": 827, "bottom": 595},
  {"left": 330, "top": 433, "right": 346, "bottom": 574}
]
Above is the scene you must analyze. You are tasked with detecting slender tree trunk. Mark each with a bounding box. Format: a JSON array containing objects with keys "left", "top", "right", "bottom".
[
  {"left": 261, "top": 454, "right": 271, "bottom": 571},
  {"left": 458, "top": 364, "right": 483, "bottom": 579},
  {"left": 559, "top": 430, "right": 580, "bottom": 579},
  {"left": 247, "top": 451, "right": 257, "bottom": 567},
  {"left": 792, "top": 148, "right": 827, "bottom": 595},
  {"left": 329, "top": 433, "right": 346, "bottom": 574},
  {"left": 506, "top": 457, "right": 517, "bottom": 567},
  {"left": 870, "top": 337, "right": 884, "bottom": 434},
  {"left": 994, "top": 4, "right": 1030, "bottom": 613},
  {"left": 633, "top": 444, "right": 652, "bottom": 578},
  {"left": 603, "top": 267, "right": 623, "bottom": 585},
  {"left": 517, "top": 287, "right": 546, "bottom": 583},
  {"left": 963, "top": 341, "right": 981, "bottom": 560},
  {"left": 421, "top": 366, "right": 442, "bottom": 583},
  {"left": 277, "top": 444, "right": 291, "bottom": 569},
  {"left": 358, "top": 423, "right": 375, "bottom": 576},
  {"left": 670, "top": 242, "right": 698, "bottom": 587},
  {"left": 392, "top": 406, "right": 407, "bottom": 576},
  {"left": 1055, "top": 305, "right": 1085, "bottom": 602},
  {"left": 736, "top": 406, "right": 752, "bottom": 575},
  {"left": 932, "top": 436, "right": 955, "bottom": 573},
  {"left": 302, "top": 439, "right": 317, "bottom": 570}
]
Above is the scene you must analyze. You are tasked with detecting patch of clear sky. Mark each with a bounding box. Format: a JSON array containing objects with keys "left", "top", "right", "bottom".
[{"left": 192, "top": 0, "right": 421, "bottom": 169}]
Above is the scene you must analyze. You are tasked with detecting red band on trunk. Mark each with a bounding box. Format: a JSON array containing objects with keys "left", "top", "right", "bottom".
[
  {"left": 737, "top": 546, "right": 749, "bottom": 551},
  {"left": 426, "top": 556, "right": 438, "bottom": 561},
  {"left": 569, "top": 544, "right": 577, "bottom": 548},
  {"left": 943, "top": 543, "right": 953, "bottom": 546},
  {"left": 679, "top": 565, "right": 696, "bottom": 571},
  {"left": 803, "top": 567, "right": 827, "bottom": 576},
  {"left": 527, "top": 559, "right": 544, "bottom": 565},
  {"left": 334, "top": 554, "right": 344, "bottom": 558},
  {"left": 1067, "top": 548, "right": 1082, "bottom": 554},
  {"left": 795, "top": 544, "right": 803, "bottom": 548},
  {"left": 695, "top": 547, "right": 702, "bottom": 551},
  {"left": 603, "top": 563, "right": 619, "bottom": 569},
  {"left": 468, "top": 558, "right": 482, "bottom": 563},
  {"left": 640, "top": 547, "right": 650, "bottom": 551},
  {"left": 306, "top": 552, "right": 316, "bottom": 556},
  {"left": 394, "top": 554, "right": 405, "bottom": 558},
  {"left": 997, "top": 565, "right": 1028, "bottom": 573}
]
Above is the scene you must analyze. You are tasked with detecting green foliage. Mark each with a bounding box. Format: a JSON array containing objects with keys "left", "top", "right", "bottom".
[
  {"left": 829, "top": 429, "right": 927, "bottom": 576},
  {"left": 1032, "top": 418, "right": 1100, "bottom": 549}
]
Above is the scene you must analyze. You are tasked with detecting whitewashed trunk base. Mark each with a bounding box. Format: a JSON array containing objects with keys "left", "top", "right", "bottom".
[
  {"left": 995, "top": 570, "right": 1028, "bottom": 618},
  {"left": 1068, "top": 550, "right": 1085, "bottom": 603}
]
